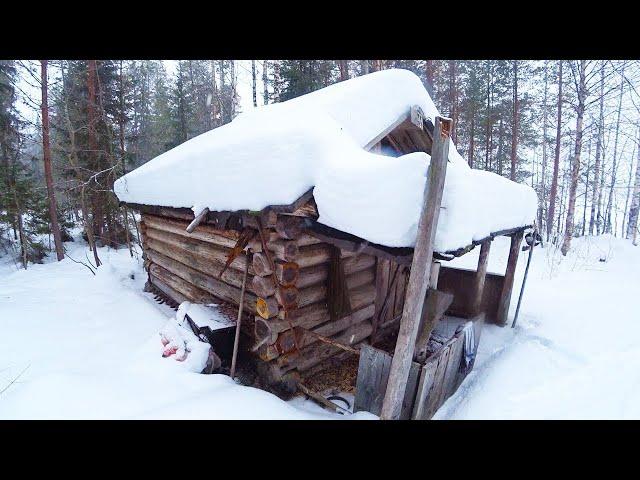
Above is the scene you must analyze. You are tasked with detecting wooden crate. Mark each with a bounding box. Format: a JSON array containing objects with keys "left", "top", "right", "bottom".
[{"left": 354, "top": 315, "right": 484, "bottom": 420}]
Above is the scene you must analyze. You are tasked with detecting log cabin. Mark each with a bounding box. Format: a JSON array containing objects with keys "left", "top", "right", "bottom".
[{"left": 114, "top": 69, "right": 537, "bottom": 418}]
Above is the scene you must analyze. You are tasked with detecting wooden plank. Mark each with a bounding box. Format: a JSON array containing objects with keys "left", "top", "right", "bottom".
[
  {"left": 373, "top": 258, "right": 390, "bottom": 337},
  {"left": 496, "top": 231, "right": 524, "bottom": 326},
  {"left": 354, "top": 344, "right": 421, "bottom": 419},
  {"left": 438, "top": 266, "right": 505, "bottom": 322},
  {"left": 423, "top": 345, "right": 451, "bottom": 419},
  {"left": 381, "top": 117, "right": 451, "bottom": 420},
  {"left": 411, "top": 358, "right": 438, "bottom": 420},
  {"left": 414, "top": 289, "right": 454, "bottom": 363},
  {"left": 471, "top": 239, "right": 491, "bottom": 316}
]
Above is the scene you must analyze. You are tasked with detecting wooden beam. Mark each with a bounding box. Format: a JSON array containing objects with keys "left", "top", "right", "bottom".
[
  {"left": 471, "top": 239, "right": 491, "bottom": 316},
  {"left": 380, "top": 116, "right": 451, "bottom": 420},
  {"left": 496, "top": 231, "right": 524, "bottom": 326}
]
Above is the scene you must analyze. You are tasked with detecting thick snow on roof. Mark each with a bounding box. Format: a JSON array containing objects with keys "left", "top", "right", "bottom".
[{"left": 114, "top": 69, "right": 537, "bottom": 252}]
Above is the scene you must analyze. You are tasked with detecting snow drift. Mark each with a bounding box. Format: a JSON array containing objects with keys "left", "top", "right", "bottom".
[{"left": 114, "top": 69, "right": 537, "bottom": 252}]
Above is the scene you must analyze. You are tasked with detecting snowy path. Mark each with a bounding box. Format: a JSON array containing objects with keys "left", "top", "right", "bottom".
[
  {"left": 0, "top": 240, "right": 369, "bottom": 419},
  {"left": 436, "top": 235, "right": 640, "bottom": 419},
  {"left": 1, "top": 234, "right": 638, "bottom": 419}
]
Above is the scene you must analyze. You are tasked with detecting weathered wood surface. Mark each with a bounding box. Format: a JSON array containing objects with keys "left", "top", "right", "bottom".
[
  {"left": 414, "top": 289, "right": 454, "bottom": 364},
  {"left": 438, "top": 266, "right": 505, "bottom": 322},
  {"left": 471, "top": 239, "right": 491, "bottom": 316},
  {"left": 146, "top": 249, "right": 276, "bottom": 318},
  {"left": 411, "top": 315, "right": 485, "bottom": 420},
  {"left": 145, "top": 235, "right": 256, "bottom": 290},
  {"left": 354, "top": 344, "right": 421, "bottom": 420},
  {"left": 149, "top": 263, "right": 216, "bottom": 304},
  {"left": 277, "top": 320, "right": 373, "bottom": 373},
  {"left": 144, "top": 226, "right": 255, "bottom": 276},
  {"left": 381, "top": 117, "right": 451, "bottom": 420},
  {"left": 496, "top": 231, "right": 524, "bottom": 326},
  {"left": 148, "top": 269, "right": 191, "bottom": 305},
  {"left": 258, "top": 304, "right": 375, "bottom": 359}
]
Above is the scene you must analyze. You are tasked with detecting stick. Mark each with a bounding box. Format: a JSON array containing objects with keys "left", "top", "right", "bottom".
[
  {"left": 512, "top": 229, "right": 536, "bottom": 329},
  {"left": 230, "top": 250, "right": 251, "bottom": 379},
  {"left": 297, "top": 382, "right": 349, "bottom": 414},
  {"left": 186, "top": 207, "right": 210, "bottom": 233}
]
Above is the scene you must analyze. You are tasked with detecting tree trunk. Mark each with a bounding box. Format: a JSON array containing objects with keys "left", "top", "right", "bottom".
[
  {"left": 484, "top": 61, "right": 493, "bottom": 171},
  {"left": 425, "top": 60, "right": 435, "bottom": 97},
  {"left": 468, "top": 111, "right": 475, "bottom": 168},
  {"left": 262, "top": 60, "right": 269, "bottom": 105},
  {"left": 251, "top": 60, "right": 257, "bottom": 108},
  {"left": 582, "top": 137, "right": 592, "bottom": 236},
  {"left": 541, "top": 61, "right": 549, "bottom": 233},
  {"left": 40, "top": 60, "right": 64, "bottom": 261},
  {"left": 622, "top": 143, "right": 636, "bottom": 237},
  {"left": 561, "top": 61, "right": 586, "bottom": 256},
  {"left": 626, "top": 126, "right": 640, "bottom": 241},
  {"left": 589, "top": 62, "right": 605, "bottom": 236},
  {"left": 448, "top": 61, "right": 458, "bottom": 144},
  {"left": 338, "top": 60, "right": 349, "bottom": 82},
  {"left": 510, "top": 60, "right": 519, "bottom": 181},
  {"left": 548, "top": 60, "right": 563, "bottom": 241},
  {"left": 605, "top": 67, "right": 625, "bottom": 234}
]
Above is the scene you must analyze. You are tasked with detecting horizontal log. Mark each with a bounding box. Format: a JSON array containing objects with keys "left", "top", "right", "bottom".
[
  {"left": 146, "top": 248, "right": 276, "bottom": 318},
  {"left": 144, "top": 226, "right": 254, "bottom": 275},
  {"left": 278, "top": 321, "right": 373, "bottom": 372},
  {"left": 145, "top": 235, "right": 256, "bottom": 290},
  {"left": 276, "top": 262, "right": 299, "bottom": 286},
  {"left": 349, "top": 282, "right": 377, "bottom": 311},
  {"left": 272, "top": 267, "right": 375, "bottom": 310},
  {"left": 252, "top": 275, "right": 277, "bottom": 298},
  {"left": 260, "top": 304, "right": 375, "bottom": 360},
  {"left": 149, "top": 263, "right": 215, "bottom": 304},
  {"left": 252, "top": 252, "right": 273, "bottom": 277},
  {"left": 296, "top": 244, "right": 331, "bottom": 268},
  {"left": 275, "top": 215, "right": 304, "bottom": 240},
  {"left": 256, "top": 296, "right": 280, "bottom": 320},
  {"left": 255, "top": 302, "right": 375, "bottom": 355},
  {"left": 295, "top": 255, "right": 375, "bottom": 289},
  {"left": 148, "top": 271, "right": 190, "bottom": 305},
  {"left": 275, "top": 285, "right": 299, "bottom": 310},
  {"left": 268, "top": 240, "right": 299, "bottom": 262}
]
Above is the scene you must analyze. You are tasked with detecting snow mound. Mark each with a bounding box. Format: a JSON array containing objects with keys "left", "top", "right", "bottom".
[{"left": 114, "top": 69, "right": 537, "bottom": 251}]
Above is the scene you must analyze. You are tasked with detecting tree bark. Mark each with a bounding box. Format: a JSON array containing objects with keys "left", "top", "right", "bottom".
[
  {"left": 589, "top": 62, "right": 605, "bottom": 236},
  {"left": 251, "top": 60, "right": 257, "bottom": 108},
  {"left": 541, "top": 61, "right": 549, "bottom": 233},
  {"left": 561, "top": 61, "right": 586, "bottom": 256},
  {"left": 338, "top": 60, "right": 349, "bottom": 81},
  {"left": 626, "top": 126, "right": 640, "bottom": 242},
  {"left": 510, "top": 60, "right": 519, "bottom": 181},
  {"left": 605, "top": 67, "right": 625, "bottom": 235},
  {"left": 448, "top": 61, "right": 458, "bottom": 144},
  {"left": 40, "top": 60, "right": 64, "bottom": 261},
  {"left": 548, "top": 60, "right": 563, "bottom": 241}
]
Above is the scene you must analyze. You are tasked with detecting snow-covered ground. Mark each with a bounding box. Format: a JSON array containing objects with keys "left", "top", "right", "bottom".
[{"left": 1, "top": 232, "right": 639, "bottom": 419}]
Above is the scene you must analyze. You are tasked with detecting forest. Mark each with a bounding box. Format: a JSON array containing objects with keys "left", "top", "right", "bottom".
[{"left": 1, "top": 59, "right": 640, "bottom": 270}]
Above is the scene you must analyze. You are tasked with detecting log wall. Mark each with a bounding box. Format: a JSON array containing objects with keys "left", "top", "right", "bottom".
[{"left": 140, "top": 212, "right": 380, "bottom": 385}]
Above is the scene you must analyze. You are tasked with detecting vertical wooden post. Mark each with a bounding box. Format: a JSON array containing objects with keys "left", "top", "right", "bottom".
[
  {"left": 380, "top": 116, "right": 451, "bottom": 420},
  {"left": 496, "top": 231, "right": 524, "bottom": 326},
  {"left": 471, "top": 239, "right": 491, "bottom": 317}
]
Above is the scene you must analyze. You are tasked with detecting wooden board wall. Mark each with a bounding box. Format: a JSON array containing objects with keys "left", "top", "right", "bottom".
[{"left": 437, "top": 266, "right": 505, "bottom": 323}]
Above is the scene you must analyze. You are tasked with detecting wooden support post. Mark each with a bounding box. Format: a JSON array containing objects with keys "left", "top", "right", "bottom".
[
  {"left": 496, "top": 231, "right": 524, "bottom": 326},
  {"left": 380, "top": 116, "right": 450, "bottom": 420},
  {"left": 471, "top": 239, "right": 491, "bottom": 316}
]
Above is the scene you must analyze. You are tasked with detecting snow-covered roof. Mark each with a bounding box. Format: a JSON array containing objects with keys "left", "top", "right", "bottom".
[{"left": 114, "top": 69, "right": 537, "bottom": 252}]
